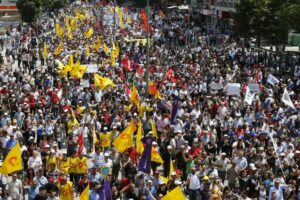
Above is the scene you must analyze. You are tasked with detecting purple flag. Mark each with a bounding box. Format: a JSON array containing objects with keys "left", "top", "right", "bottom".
[
  {"left": 138, "top": 137, "right": 153, "bottom": 174},
  {"left": 170, "top": 96, "right": 180, "bottom": 124},
  {"left": 98, "top": 180, "right": 112, "bottom": 200}
]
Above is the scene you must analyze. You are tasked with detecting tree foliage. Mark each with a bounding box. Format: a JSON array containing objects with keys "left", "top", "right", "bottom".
[
  {"left": 17, "top": 0, "right": 41, "bottom": 23},
  {"left": 233, "top": 0, "right": 300, "bottom": 45},
  {"left": 17, "top": 0, "right": 66, "bottom": 23}
]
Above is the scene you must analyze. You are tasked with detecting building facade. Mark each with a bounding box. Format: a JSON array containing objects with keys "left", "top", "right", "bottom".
[{"left": 191, "top": 0, "right": 237, "bottom": 33}]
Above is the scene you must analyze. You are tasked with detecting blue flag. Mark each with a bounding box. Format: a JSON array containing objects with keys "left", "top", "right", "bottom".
[
  {"left": 98, "top": 180, "right": 112, "bottom": 200},
  {"left": 138, "top": 136, "right": 152, "bottom": 174},
  {"left": 170, "top": 96, "right": 180, "bottom": 124}
]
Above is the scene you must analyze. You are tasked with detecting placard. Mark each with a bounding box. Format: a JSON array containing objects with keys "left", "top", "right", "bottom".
[
  {"left": 86, "top": 64, "right": 99, "bottom": 73},
  {"left": 248, "top": 84, "right": 260, "bottom": 93},
  {"left": 100, "top": 166, "right": 110, "bottom": 176},
  {"left": 227, "top": 83, "right": 241, "bottom": 96}
]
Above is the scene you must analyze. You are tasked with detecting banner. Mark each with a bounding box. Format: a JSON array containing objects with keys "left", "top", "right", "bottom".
[
  {"left": 227, "top": 83, "right": 241, "bottom": 96},
  {"left": 281, "top": 88, "right": 296, "bottom": 109},
  {"left": 138, "top": 137, "right": 152, "bottom": 174},
  {"left": 267, "top": 74, "right": 280, "bottom": 86},
  {"left": 210, "top": 82, "right": 223, "bottom": 90}
]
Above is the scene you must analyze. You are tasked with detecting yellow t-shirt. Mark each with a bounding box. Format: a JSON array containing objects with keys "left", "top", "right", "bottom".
[
  {"left": 99, "top": 132, "right": 112, "bottom": 148},
  {"left": 47, "top": 156, "right": 57, "bottom": 170},
  {"left": 58, "top": 182, "right": 73, "bottom": 200},
  {"left": 69, "top": 157, "right": 77, "bottom": 173},
  {"left": 75, "top": 157, "right": 88, "bottom": 174},
  {"left": 59, "top": 159, "right": 69, "bottom": 175}
]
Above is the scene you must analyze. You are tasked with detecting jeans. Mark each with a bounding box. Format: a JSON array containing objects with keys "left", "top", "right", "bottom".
[{"left": 189, "top": 188, "right": 199, "bottom": 200}]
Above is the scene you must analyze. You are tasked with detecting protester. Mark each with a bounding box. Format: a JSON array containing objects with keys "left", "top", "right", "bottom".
[{"left": 0, "top": 0, "right": 299, "bottom": 200}]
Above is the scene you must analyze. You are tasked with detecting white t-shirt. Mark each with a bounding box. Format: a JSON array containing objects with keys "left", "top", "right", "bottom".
[
  {"left": 188, "top": 173, "right": 201, "bottom": 190},
  {"left": 27, "top": 156, "right": 43, "bottom": 173}
]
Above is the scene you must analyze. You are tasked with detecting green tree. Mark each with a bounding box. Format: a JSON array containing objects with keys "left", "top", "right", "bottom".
[
  {"left": 234, "top": 0, "right": 300, "bottom": 44},
  {"left": 17, "top": 0, "right": 66, "bottom": 23},
  {"left": 17, "top": 0, "right": 41, "bottom": 23}
]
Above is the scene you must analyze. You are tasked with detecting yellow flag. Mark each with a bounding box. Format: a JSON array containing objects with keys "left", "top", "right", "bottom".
[
  {"left": 136, "top": 120, "right": 144, "bottom": 155},
  {"left": 0, "top": 143, "right": 23, "bottom": 175},
  {"left": 112, "top": 120, "right": 137, "bottom": 153},
  {"left": 70, "top": 61, "right": 87, "bottom": 79},
  {"left": 79, "top": 184, "right": 89, "bottom": 200},
  {"left": 151, "top": 148, "right": 164, "bottom": 164},
  {"left": 70, "top": 18, "right": 77, "bottom": 30},
  {"left": 67, "top": 26, "right": 73, "bottom": 40},
  {"left": 103, "top": 43, "right": 109, "bottom": 55},
  {"left": 110, "top": 54, "right": 116, "bottom": 66},
  {"left": 160, "top": 176, "right": 169, "bottom": 185},
  {"left": 94, "top": 74, "right": 116, "bottom": 90},
  {"left": 112, "top": 42, "right": 118, "bottom": 57},
  {"left": 86, "top": 44, "right": 90, "bottom": 57},
  {"left": 130, "top": 85, "right": 140, "bottom": 106},
  {"left": 84, "top": 28, "right": 93, "bottom": 39},
  {"left": 59, "top": 55, "right": 74, "bottom": 76},
  {"left": 169, "top": 160, "right": 175, "bottom": 179},
  {"left": 75, "top": 11, "right": 86, "bottom": 20},
  {"left": 117, "top": 7, "right": 124, "bottom": 29},
  {"left": 124, "top": 104, "right": 132, "bottom": 112},
  {"left": 127, "top": 16, "right": 132, "bottom": 24},
  {"left": 150, "top": 118, "right": 158, "bottom": 138},
  {"left": 93, "top": 37, "right": 101, "bottom": 51},
  {"left": 55, "top": 24, "right": 64, "bottom": 39},
  {"left": 42, "top": 42, "right": 47, "bottom": 60},
  {"left": 161, "top": 187, "right": 186, "bottom": 200},
  {"left": 54, "top": 41, "right": 63, "bottom": 56}
]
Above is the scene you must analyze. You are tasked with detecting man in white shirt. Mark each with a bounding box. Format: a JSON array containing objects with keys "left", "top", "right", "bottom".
[
  {"left": 235, "top": 151, "right": 248, "bottom": 171},
  {"left": 186, "top": 167, "right": 201, "bottom": 200},
  {"left": 8, "top": 173, "right": 23, "bottom": 200},
  {"left": 214, "top": 152, "right": 231, "bottom": 182},
  {"left": 33, "top": 168, "right": 48, "bottom": 190},
  {"left": 92, "top": 147, "right": 105, "bottom": 168},
  {"left": 28, "top": 150, "right": 43, "bottom": 174},
  {"left": 268, "top": 179, "right": 288, "bottom": 200}
]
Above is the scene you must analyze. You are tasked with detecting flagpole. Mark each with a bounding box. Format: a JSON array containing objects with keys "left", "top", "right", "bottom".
[{"left": 145, "top": 0, "right": 150, "bottom": 98}]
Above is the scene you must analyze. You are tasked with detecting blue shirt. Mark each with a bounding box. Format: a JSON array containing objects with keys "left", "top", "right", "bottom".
[
  {"left": 27, "top": 186, "right": 39, "bottom": 200},
  {"left": 143, "top": 186, "right": 156, "bottom": 200},
  {"left": 5, "top": 139, "right": 16, "bottom": 149},
  {"left": 89, "top": 190, "right": 99, "bottom": 200}
]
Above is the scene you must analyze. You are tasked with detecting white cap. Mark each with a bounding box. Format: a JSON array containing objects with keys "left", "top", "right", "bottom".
[
  {"left": 152, "top": 141, "right": 157, "bottom": 145},
  {"left": 104, "top": 153, "right": 109, "bottom": 157},
  {"left": 167, "top": 145, "right": 172, "bottom": 149},
  {"left": 171, "top": 172, "right": 176, "bottom": 176},
  {"left": 103, "top": 127, "right": 108, "bottom": 131}
]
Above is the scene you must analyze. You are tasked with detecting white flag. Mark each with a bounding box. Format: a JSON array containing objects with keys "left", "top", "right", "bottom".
[
  {"left": 244, "top": 86, "right": 255, "bottom": 105},
  {"left": 281, "top": 88, "right": 296, "bottom": 109},
  {"left": 267, "top": 74, "right": 280, "bottom": 86}
]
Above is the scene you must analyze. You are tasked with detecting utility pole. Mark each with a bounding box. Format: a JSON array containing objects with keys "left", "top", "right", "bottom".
[
  {"left": 113, "top": 0, "right": 116, "bottom": 41},
  {"left": 145, "top": 0, "right": 150, "bottom": 98}
]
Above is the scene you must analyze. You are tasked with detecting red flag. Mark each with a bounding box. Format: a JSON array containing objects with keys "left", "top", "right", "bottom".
[
  {"left": 140, "top": 10, "right": 153, "bottom": 33},
  {"left": 77, "top": 131, "right": 84, "bottom": 156},
  {"left": 125, "top": 84, "right": 131, "bottom": 98}
]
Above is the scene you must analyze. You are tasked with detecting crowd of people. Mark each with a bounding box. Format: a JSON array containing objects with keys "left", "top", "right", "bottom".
[{"left": 0, "top": 1, "right": 299, "bottom": 200}]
